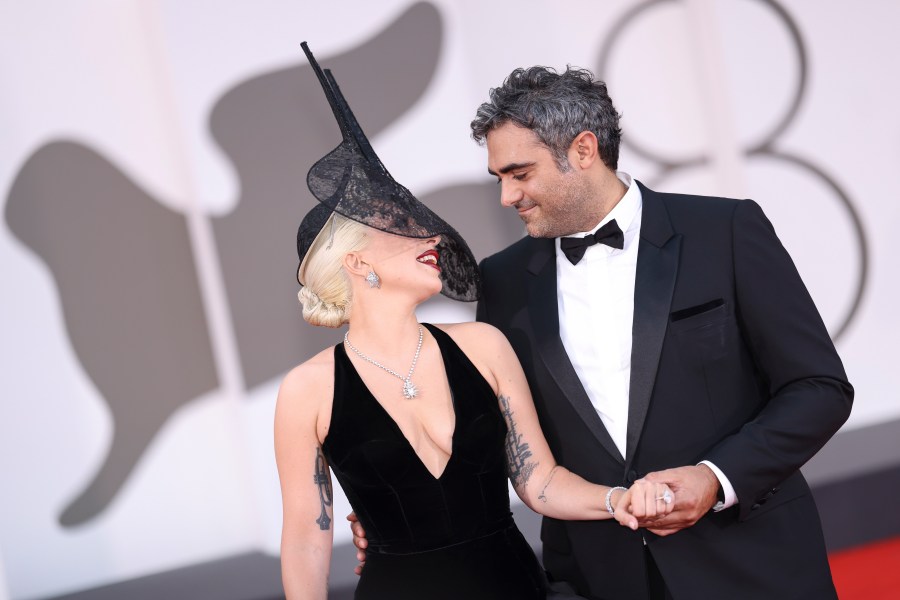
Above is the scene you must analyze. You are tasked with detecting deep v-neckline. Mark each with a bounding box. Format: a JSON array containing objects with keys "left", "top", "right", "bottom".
[{"left": 339, "top": 324, "right": 457, "bottom": 480}]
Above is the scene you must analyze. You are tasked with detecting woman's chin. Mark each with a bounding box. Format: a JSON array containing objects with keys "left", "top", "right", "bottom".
[{"left": 412, "top": 278, "right": 443, "bottom": 303}]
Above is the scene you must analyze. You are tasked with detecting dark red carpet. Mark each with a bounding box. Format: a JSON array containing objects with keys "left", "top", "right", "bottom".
[{"left": 830, "top": 536, "right": 900, "bottom": 599}]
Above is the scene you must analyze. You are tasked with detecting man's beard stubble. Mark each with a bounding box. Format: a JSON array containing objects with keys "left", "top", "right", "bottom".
[{"left": 523, "top": 172, "right": 597, "bottom": 239}]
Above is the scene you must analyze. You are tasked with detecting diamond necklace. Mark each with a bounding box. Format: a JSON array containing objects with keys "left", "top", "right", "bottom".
[{"left": 344, "top": 325, "right": 423, "bottom": 399}]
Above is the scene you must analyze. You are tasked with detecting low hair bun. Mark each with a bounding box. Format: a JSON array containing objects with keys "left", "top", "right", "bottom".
[{"left": 298, "top": 287, "right": 347, "bottom": 328}]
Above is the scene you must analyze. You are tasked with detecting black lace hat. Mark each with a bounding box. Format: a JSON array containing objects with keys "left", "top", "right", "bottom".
[{"left": 296, "top": 42, "right": 481, "bottom": 302}]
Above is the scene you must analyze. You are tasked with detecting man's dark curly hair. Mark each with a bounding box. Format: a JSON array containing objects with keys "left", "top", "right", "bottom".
[{"left": 470, "top": 66, "right": 622, "bottom": 171}]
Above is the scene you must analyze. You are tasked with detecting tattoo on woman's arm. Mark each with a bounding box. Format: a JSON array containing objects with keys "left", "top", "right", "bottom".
[
  {"left": 538, "top": 466, "right": 560, "bottom": 503},
  {"left": 499, "top": 394, "right": 538, "bottom": 488},
  {"left": 313, "top": 446, "right": 333, "bottom": 531}
]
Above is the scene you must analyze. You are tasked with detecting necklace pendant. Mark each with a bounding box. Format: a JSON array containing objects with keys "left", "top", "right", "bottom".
[{"left": 402, "top": 379, "right": 418, "bottom": 399}]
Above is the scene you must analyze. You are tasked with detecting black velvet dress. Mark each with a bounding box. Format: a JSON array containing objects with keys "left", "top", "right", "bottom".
[{"left": 322, "top": 323, "right": 547, "bottom": 599}]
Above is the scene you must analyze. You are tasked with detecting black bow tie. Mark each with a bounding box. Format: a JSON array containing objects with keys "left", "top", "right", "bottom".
[{"left": 559, "top": 219, "right": 624, "bottom": 265}]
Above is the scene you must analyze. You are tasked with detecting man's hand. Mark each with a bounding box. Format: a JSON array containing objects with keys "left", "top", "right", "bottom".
[
  {"left": 612, "top": 479, "right": 676, "bottom": 530},
  {"left": 638, "top": 465, "right": 720, "bottom": 536},
  {"left": 347, "top": 512, "right": 367, "bottom": 575}
]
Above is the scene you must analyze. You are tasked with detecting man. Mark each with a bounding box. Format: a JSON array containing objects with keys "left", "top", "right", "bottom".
[
  {"left": 352, "top": 65, "right": 852, "bottom": 599},
  {"left": 468, "top": 66, "right": 852, "bottom": 599}
]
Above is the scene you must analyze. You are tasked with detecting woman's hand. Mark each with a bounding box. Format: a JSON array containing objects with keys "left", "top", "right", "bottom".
[{"left": 612, "top": 479, "right": 676, "bottom": 530}]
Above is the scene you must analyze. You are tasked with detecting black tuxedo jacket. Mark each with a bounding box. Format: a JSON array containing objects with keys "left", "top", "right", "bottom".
[{"left": 477, "top": 182, "right": 853, "bottom": 600}]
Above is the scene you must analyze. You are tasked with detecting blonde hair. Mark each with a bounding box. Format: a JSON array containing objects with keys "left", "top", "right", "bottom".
[{"left": 297, "top": 214, "right": 369, "bottom": 327}]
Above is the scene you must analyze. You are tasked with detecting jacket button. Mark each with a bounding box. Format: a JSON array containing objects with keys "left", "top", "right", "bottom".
[{"left": 626, "top": 470, "right": 638, "bottom": 484}]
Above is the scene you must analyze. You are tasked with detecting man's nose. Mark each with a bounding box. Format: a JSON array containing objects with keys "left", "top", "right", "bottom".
[{"left": 500, "top": 181, "right": 523, "bottom": 208}]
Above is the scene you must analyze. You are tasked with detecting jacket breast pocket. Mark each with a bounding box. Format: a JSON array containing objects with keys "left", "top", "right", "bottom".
[{"left": 669, "top": 299, "right": 732, "bottom": 367}]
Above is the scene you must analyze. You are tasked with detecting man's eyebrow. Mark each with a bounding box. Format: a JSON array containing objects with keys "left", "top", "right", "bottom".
[{"left": 487, "top": 162, "right": 536, "bottom": 177}]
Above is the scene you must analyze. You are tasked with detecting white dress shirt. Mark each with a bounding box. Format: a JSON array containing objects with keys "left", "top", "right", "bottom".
[{"left": 556, "top": 172, "right": 736, "bottom": 510}]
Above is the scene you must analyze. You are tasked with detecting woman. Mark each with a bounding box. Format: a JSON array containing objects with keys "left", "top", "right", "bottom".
[{"left": 274, "top": 44, "right": 674, "bottom": 600}]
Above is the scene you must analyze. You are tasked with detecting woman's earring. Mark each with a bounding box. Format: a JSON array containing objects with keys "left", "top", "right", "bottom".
[{"left": 365, "top": 270, "right": 381, "bottom": 289}]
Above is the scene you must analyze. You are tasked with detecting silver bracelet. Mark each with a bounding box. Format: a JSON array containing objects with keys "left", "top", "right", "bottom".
[{"left": 605, "top": 486, "right": 628, "bottom": 516}]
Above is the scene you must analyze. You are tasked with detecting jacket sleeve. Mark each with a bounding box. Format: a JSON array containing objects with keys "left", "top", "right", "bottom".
[{"left": 704, "top": 199, "right": 853, "bottom": 521}]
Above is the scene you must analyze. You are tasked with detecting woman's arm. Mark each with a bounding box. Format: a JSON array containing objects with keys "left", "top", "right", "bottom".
[
  {"left": 274, "top": 360, "right": 335, "bottom": 600},
  {"left": 448, "top": 323, "right": 672, "bottom": 526}
]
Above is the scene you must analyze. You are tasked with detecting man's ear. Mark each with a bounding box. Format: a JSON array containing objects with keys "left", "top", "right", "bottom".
[{"left": 569, "top": 131, "right": 599, "bottom": 169}]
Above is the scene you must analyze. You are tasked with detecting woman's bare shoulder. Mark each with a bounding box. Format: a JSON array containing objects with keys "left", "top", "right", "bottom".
[
  {"left": 430, "top": 322, "right": 514, "bottom": 393},
  {"left": 433, "top": 321, "right": 508, "bottom": 355},
  {"left": 277, "top": 346, "right": 336, "bottom": 416}
]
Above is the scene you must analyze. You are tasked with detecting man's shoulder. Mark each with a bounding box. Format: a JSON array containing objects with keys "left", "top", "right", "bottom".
[
  {"left": 641, "top": 181, "right": 742, "bottom": 213},
  {"left": 639, "top": 181, "right": 745, "bottom": 228},
  {"left": 481, "top": 235, "right": 543, "bottom": 271}
]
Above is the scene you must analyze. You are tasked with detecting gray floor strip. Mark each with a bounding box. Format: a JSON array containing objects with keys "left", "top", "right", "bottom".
[{"left": 802, "top": 417, "right": 900, "bottom": 486}]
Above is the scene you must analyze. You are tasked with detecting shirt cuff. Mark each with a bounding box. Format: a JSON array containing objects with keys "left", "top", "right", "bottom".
[{"left": 699, "top": 460, "right": 738, "bottom": 512}]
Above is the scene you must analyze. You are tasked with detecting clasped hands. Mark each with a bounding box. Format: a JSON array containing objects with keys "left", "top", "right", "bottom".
[
  {"left": 348, "top": 464, "right": 721, "bottom": 573},
  {"left": 613, "top": 464, "right": 721, "bottom": 536}
]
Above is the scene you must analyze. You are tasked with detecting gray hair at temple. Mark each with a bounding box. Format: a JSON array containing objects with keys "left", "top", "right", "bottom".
[{"left": 470, "top": 66, "right": 622, "bottom": 172}]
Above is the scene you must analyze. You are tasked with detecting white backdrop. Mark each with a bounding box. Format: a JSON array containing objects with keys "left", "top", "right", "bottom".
[{"left": 1, "top": 1, "right": 898, "bottom": 598}]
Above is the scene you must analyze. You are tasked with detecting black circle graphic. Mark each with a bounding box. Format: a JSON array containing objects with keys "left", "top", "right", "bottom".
[{"left": 596, "top": 0, "right": 867, "bottom": 341}]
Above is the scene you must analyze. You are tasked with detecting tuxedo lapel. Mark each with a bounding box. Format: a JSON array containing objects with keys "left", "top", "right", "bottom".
[
  {"left": 527, "top": 239, "right": 625, "bottom": 464},
  {"left": 625, "top": 183, "right": 680, "bottom": 467}
]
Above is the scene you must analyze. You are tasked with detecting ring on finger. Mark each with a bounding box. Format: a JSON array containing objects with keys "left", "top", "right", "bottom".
[{"left": 655, "top": 489, "right": 673, "bottom": 504}]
